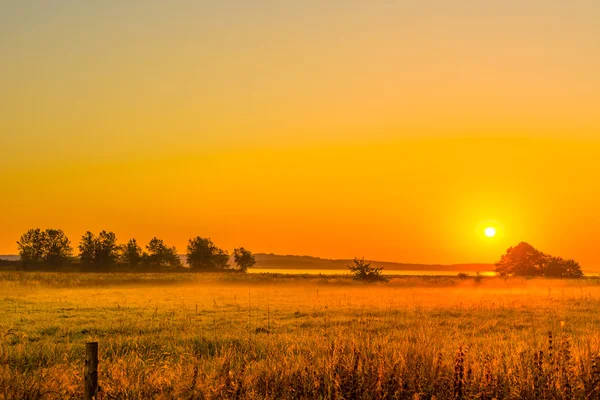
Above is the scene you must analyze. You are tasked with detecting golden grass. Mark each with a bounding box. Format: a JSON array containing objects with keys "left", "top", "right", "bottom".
[{"left": 2, "top": 272, "right": 600, "bottom": 399}]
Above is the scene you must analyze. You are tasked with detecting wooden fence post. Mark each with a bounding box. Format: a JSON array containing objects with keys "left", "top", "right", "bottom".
[{"left": 84, "top": 342, "right": 98, "bottom": 400}]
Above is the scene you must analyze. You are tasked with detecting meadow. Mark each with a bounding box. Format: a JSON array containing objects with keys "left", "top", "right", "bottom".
[{"left": 2, "top": 272, "right": 600, "bottom": 399}]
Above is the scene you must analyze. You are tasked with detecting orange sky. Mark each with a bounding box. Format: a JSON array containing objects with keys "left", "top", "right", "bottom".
[{"left": 1, "top": 2, "right": 600, "bottom": 266}]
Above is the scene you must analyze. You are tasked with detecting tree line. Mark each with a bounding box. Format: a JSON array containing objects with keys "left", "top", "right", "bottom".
[
  {"left": 16, "top": 228, "right": 256, "bottom": 272},
  {"left": 11, "top": 229, "right": 585, "bottom": 278}
]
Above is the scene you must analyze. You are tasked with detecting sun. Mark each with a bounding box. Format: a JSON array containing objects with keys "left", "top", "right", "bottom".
[{"left": 484, "top": 227, "right": 497, "bottom": 238}]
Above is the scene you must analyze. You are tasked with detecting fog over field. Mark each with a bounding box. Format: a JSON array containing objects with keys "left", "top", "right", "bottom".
[{"left": 2, "top": 273, "right": 600, "bottom": 398}]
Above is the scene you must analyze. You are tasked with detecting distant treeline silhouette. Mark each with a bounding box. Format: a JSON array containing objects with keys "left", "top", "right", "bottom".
[
  {"left": 6, "top": 229, "right": 584, "bottom": 278},
  {"left": 14, "top": 228, "right": 255, "bottom": 272}
]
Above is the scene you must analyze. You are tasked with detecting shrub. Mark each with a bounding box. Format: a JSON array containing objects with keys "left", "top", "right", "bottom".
[{"left": 347, "top": 258, "right": 388, "bottom": 282}]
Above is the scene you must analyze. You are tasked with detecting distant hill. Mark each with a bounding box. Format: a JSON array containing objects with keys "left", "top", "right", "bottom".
[
  {"left": 0, "top": 255, "right": 19, "bottom": 261},
  {"left": 253, "top": 253, "right": 493, "bottom": 272}
]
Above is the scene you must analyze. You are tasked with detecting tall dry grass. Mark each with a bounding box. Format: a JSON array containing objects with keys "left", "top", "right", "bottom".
[{"left": 1, "top": 272, "right": 600, "bottom": 399}]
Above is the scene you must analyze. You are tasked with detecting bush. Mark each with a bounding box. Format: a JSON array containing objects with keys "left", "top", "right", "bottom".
[
  {"left": 347, "top": 258, "right": 388, "bottom": 282},
  {"left": 474, "top": 272, "right": 483, "bottom": 283}
]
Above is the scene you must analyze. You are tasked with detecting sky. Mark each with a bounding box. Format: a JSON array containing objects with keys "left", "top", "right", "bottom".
[{"left": 1, "top": 1, "right": 599, "bottom": 266}]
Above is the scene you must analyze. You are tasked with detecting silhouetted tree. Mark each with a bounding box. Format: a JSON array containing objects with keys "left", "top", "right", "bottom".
[
  {"left": 545, "top": 257, "right": 583, "bottom": 278},
  {"left": 120, "top": 238, "right": 143, "bottom": 267},
  {"left": 145, "top": 237, "right": 182, "bottom": 269},
  {"left": 78, "top": 232, "right": 96, "bottom": 265},
  {"left": 17, "top": 228, "right": 46, "bottom": 267},
  {"left": 347, "top": 258, "right": 388, "bottom": 282},
  {"left": 186, "top": 236, "right": 229, "bottom": 271},
  {"left": 496, "top": 242, "right": 584, "bottom": 278},
  {"left": 96, "top": 231, "right": 119, "bottom": 266},
  {"left": 17, "top": 228, "right": 72, "bottom": 270},
  {"left": 233, "top": 247, "right": 256, "bottom": 272},
  {"left": 495, "top": 242, "right": 546, "bottom": 276},
  {"left": 78, "top": 230, "right": 120, "bottom": 268},
  {"left": 44, "top": 229, "right": 73, "bottom": 268},
  {"left": 213, "top": 249, "right": 229, "bottom": 270}
]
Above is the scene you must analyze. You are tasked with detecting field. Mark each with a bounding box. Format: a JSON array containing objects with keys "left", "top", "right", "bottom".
[{"left": 2, "top": 272, "right": 600, "bottom": 399}]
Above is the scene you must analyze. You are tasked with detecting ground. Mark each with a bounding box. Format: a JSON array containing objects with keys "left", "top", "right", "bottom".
[{"left": 1, "top": 272, "right": 600, "bottom": 399}]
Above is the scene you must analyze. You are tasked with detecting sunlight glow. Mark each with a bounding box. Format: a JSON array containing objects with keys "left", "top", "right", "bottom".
[{"left": 484, "top": 227, "right": 497, "bottom": 238}]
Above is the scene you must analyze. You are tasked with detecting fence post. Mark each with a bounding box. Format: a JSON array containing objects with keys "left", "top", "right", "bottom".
[{"left": 84, "top": 342, "right": 98, "bottom": 400}]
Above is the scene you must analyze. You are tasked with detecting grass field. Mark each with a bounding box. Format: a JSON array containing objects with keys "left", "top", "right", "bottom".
[{"left": 2, "top": 272, "right": 600, "bottom": 399}]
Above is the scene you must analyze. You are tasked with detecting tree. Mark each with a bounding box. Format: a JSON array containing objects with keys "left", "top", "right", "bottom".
[
  {"left": 545, "top": 257, "right": 583, "bottom": 278},
  {"left": 496, "top": 242, "right": 584, "bottom": 278},
  {"left": 17, "top": 228, "right": 72, "bottom": 269},
  {"left": 233, "top": 247, "right": 256, "bottom": 272},
  {"left": 145, "top": 237, "right": 182, "bottom": 269},
  {"left": 213, "top": 248, "right": 230, "bottom": 270},
  {"left": 17, "top": 228, "right": 46, "bottom": 266},
  {"left": 78, "top": 231, "right": 96, "bottom": 266},
  {"left": 96, "top": 231, "right": 119, "bottom": 266},
  {"left": 44, "top": 229, "right": 73, "bottom": 268},
  {"left": 120, "top": 239, "right": 143, "bottom": 267},
  {"left": 186, "top": 236, "right": 230, "bottom": 271},
  {"left": 560, "top": 259, "right": 584, "bottom": 278},
  {"left": 347, "top": 258, "right": 388, "bottom": 282},
  {"left": 494, "top": 242, "right": 546, "bottom": 276},
  {"left": 78, "top": 231, "right": 120, "bottom": 268}
]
